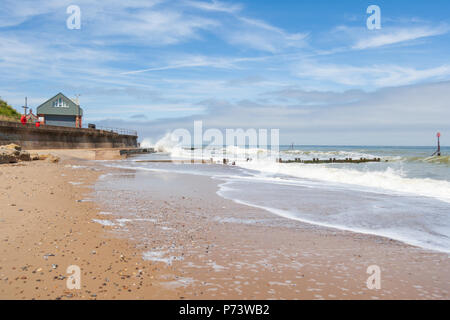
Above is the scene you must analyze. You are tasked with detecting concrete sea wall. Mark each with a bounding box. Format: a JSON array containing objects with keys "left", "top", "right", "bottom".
[{"left": 0, "top": 121, "right": 137, "bottom": 149}]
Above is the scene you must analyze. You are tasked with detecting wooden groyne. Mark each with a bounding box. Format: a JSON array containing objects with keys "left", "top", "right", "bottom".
[
  {"left": 119, "top": 147, "right": 155, "bottom": 156},
  {"left": 134, "top": 159, "right": 214, "bottom": 164},
  {"left": 133, "top": 157, "right": 384, "bottom": 165},
  {"left": 277, "top": 157, "right": 383, "bottom": 164}
]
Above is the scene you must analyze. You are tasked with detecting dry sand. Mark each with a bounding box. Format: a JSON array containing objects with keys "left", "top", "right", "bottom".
[
  {"left": 0, "top": 158, "right": 179, "bottom": 299},
  {"left": 0, "top": 150, "right": 449, "bottom": 300}
]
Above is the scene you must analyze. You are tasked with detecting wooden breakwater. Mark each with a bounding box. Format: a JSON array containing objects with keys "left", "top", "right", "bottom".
[
  {"left": 277, "top": 157, "right": 383, "bottom": 164},
  {"left": 134, "top": 158, "right": 239, "bottom": 165},
  {"left": 133, "top": 157, "right": 384, "bottom": 165},
  {"left": 119, "top": 147, "right": 155, "bottom": 156},
  {"left": 134, "top": 159, "right": 215, "bottom": 164}
]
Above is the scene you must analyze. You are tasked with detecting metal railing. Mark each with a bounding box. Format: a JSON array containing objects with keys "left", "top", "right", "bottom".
[
  {"left": 0, "top": 119, "right": 138, "bottom": 136},
  {"left": 83, "top": 124, "right": 137, "bottom": 136}
]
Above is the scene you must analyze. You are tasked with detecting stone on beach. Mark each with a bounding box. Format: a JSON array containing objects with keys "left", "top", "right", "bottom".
[
  {"left": 0, "top": 144, "right": 32, "bottom": 163},
  {"left": 46, "top": 155, "right": 60, "bottom": 163},
  {"left": 1, "top": 143, "right": 21, "bottom": 151},
  {"left": 0, "top": 148, "right": 18, "bottom": 164},
  {"left": 38, "top": 154, "right": 60, "bottom": 163},
  {"left": 0, "top": 144, "right": 60, "bottom": 164},
  {"left": 18, "top": 151, "right": 31, "bottom": 161}
]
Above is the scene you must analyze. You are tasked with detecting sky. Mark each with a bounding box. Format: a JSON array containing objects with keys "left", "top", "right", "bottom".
[{"left": 0, "top": 0, "right": 449, "bottom": 145}]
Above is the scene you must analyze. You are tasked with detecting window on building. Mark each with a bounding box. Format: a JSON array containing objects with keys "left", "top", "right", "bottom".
[{"left": 53, "top": 98, "right": 69, "bottom": 108}]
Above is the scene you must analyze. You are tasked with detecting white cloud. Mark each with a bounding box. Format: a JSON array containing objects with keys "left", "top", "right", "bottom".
[
  {"left": 294, "top": 62, "right": 450, "bottom": 88},
  {"left": 0, "top": 0, "right": 62, "bottom": 27},
  {"left": 122, "top": 56, "right": 240, "bottom": 74},
  {"left": 94, "top": 10, "right": 218, "bottom": 45},
  {"left": 0, "top": 0, "right": 164, "bottom": 27},
  {"left": 121, "top": 54, "right": 271, "bottom": 74},
  {"left": 223, "top": 17, "right": 308, "bottom": 53},
  {"left": 0, "top": 0, "right": 308, "bottom": 53},
  {"left": 184, "top": 0, "right": 242, "bottom": 13},
  {"left": 353, "top": 25, "right": 449, "bottom": 50},
  {"left": 95, "top": 81, "right": 450, "bottom": 145}
]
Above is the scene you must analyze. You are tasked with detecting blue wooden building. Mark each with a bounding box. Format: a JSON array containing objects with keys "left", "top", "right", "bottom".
[{"left": 37, "top": 93, "right": 83, "bottom": 128}]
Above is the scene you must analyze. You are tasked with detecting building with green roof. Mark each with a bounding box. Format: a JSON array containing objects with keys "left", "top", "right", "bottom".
[{"left": 37, "top": 93, "right": 83, "bottom": 128}]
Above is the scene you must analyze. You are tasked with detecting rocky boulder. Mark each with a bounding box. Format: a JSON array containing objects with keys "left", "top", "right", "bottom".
[
  {"left": 30, "top": 153, "right": 40, "bottom": 161},
  {"left": 38, "top": 154, "right": 60, "bottom": 163},
  {"left": 0, "top": 148, "right": 18, "bottom": 164},
  {"left": 0, "top": 144, "right": 32, "bottom": 163},
  {"left": 1, "top": 144, "right": 22, "bottom": 151},
  {"left": 0, "top": 144, "right": 57, "bottom": 164},
  {"left": 18, "top": 151, "right": 31, "bottom": 161}
]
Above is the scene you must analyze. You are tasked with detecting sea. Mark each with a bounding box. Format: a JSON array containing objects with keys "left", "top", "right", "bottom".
[{"left": 101, "top": 141, "right": 450, "bottom": 254}]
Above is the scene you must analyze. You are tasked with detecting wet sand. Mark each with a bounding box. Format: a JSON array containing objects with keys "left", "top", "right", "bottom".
[
  {"left": 0, "top": 154, "right": 449, "bottom": 299},
  {"left": 0, "top": 159, "right": 180, "bottom": 299}
]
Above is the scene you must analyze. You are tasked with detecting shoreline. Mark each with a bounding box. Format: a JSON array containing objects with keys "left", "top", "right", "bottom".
[
  {"left": 92, "top": 161, "right": 450, "bottom": 299},
  {"left": 219, "top": 192, "right": 450, "bottom": 255},
  {"left": 1, "top": 150, "right": 449, "bottom": 299}
]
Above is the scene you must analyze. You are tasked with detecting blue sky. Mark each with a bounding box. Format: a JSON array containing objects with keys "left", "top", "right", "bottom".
[{"left": 1, "top": 0, "right": 449, "bottom": 145}]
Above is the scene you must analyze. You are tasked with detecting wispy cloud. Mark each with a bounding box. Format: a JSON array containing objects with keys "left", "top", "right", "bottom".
[
  {"left": 353, "top": 25, "right": 449, "bottom": 49},
  {"left": 121, "top": 55, "right": 270, "bottom": 74},
  {"left": 294, "top": 62, "right": 450, "bottom": 88},
  {"left": 222, "top": 17, "right": 308, "bottom": 52},
  {"left": 121, "top": 56, "right": 240, "bottom": 74},
  {"left": 93, "top": 10, "right": 218, "bottom": 45},
  {"left": 184, "top": 0, "right": 242, "bottom": 13}
]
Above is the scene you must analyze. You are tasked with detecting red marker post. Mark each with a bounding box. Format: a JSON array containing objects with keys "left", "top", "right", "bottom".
[{"left": 437, "top": 132, "right": 441, "bottom": 156}]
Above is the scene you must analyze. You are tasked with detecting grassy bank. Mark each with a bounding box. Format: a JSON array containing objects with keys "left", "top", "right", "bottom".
[{"left": 0, "top": 98, "right": 21, "bottom": 122}]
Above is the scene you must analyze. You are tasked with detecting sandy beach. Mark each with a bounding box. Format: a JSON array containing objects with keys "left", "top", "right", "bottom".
[{"left": 0, "top": 150, "right": 449, "bottom": 300}]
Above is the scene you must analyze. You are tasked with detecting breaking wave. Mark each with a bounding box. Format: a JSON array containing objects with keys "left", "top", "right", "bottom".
[{"left": 146, "top": 136, "right": 450, "bottom": 203}]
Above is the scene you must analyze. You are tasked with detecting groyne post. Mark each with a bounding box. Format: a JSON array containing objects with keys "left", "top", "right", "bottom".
[{"left": 437, "top": 132, "right": 441, "bottom": 156}]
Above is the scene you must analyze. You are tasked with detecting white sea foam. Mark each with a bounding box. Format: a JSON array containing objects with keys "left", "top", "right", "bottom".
[
  {"left": 140, "top": 138, "right": 154, "bottom": 148},
  {"left": 115, "top": 218, "right": 133, "bottom": 226},
  {"left": 68, "top": 181, "right": 83, "bottom": 185},
  {"left": 237, "top": 161, "right": 450, "bottom": 204},
  {"left": 168, "top": 144, "right": 450, "bottom": 204},
  {"left": 98, "top": 172, "right": 114, "bottom": 180},
  {"left": 143, "top": 250, "right": 184, "bottom": 265},
  {"left": 148, "top": 139, "right": 449, "bottom": 203},
  {"left": 217, "top": 188, "right": 450, "bottom": 253},
  {"left": 65, "top": 165, "right": 88, "bottom": 169},
  {"left": 103, "top": 138, "right": 450, "bottom": 253},
  {"left": 213, "top": 217, "right": 265, "bottom": 225},
  {"left": 92, "top": 219, "right": 115, "bottom": 226},
  {"left": 144, "top": 141, "right": 450, "bottom": 203}
]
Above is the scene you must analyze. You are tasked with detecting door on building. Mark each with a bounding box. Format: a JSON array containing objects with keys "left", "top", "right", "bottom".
[{"left": 45, "top": 115, "right": 77, "bottom": 127}]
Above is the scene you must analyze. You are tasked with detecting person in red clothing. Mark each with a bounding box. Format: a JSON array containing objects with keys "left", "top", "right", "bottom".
[{"left": 20, "top": 115, "right": 27, "bottom": 124}]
